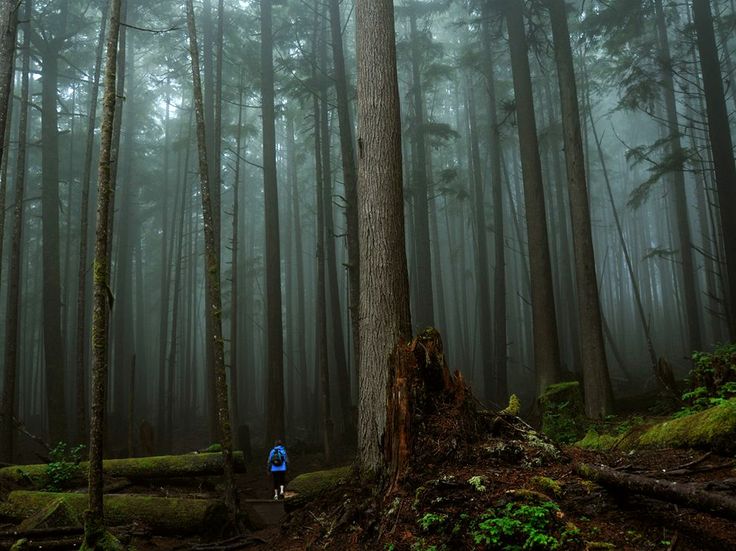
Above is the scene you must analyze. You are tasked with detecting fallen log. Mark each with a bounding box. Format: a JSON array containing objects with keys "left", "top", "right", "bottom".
[
  {"left": 2, "top": 491, "right": 228, "bottom": 535},
  {"left": 576, "top": 463, "right": 736, "bottom": 520},
  {"left": 0, "top": 451, "right": 246, "bottom": 488}
]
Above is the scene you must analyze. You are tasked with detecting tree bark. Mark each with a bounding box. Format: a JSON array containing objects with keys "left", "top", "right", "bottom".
[
  {"left": 186, "top": 0, "right": 240, "bottom": 527},
  {"left": 692, "top": 0, "right": 736, "bottom": 339},
  {"left": 0, "top": 0, "right": 17, "bottom": 169},
  {"left": 328, "top": 0, "right": 360, "bottom": 376},
  {"left": 75, "top": 1, "right": 108, "bottom": 445},
  {"left": 0, "top": 0, "right": 28, "bottom": 464},
  {"left": 356, "top": 0, "right": 412, "bottom": 475},
  {"left": 503, "top": 0, "right": 561, "bottom": 396},
  {"left": 261, "top": 0, "right": 285, "bottom": 445},
  {"left": 84, "top": 0, "right": 123, "bottom": 544},
  {"left": 546, "top": 0, "right": 612, "bottom": 417}
]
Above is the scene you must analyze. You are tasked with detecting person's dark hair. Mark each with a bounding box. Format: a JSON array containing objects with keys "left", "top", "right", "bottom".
[{"left": 274, "top": 439, "right": 283, "bottom": 447}]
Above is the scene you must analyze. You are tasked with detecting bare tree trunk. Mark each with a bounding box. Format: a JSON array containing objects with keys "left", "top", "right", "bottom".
[
  {"left": 0, "top": 0, "right": 17, "bottom": 170},
  {"left": 83, "top": 0, "right": 122, "bottom": 544},
  {"left": 503, "top": 0, "right": 561, "bottom": 396},
  {"left": 356, "top": 0, "right": 412, "bottom": 475},
  {"left": 328, "top": 0, "right": 360, "bottom": 375},
  {"left": 315, "top": 87, "right": 333, "bottom": 463},
  {"left": 464, "top": 74, "right": 493, "bottom": 402},
  {"left": 547, "top": 0, "right": 612, "bottom": 417},
  {"left": 74, "top": 1, "right": 108, "bottom": 445},
  {"left": 407, "top": 8, "right": 435, "bottom": 330},
  {"left": 692, "top": 0, "right": 736, "bottom": 339},
  {"left": 480, "top": 5, "right": 508, "bottom": 404},
  {"left": 261, "top": 0, "right": 285, "bottom": 444},
  {"left": 0, "top": 0, "right": 28, "bottom": 464},
  {"left": 186, "top": 0, "right": 240, "bottom": 526}
]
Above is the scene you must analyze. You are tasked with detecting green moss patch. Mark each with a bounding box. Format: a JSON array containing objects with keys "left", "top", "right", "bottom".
[
  {"left": 539, "top": 382, "right": 589, "bottom": 444},
  {"left": 288, "top": 465, "right": 351, "bottom": 497}
]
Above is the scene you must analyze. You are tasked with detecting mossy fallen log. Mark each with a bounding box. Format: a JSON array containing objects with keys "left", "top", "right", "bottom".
[
  {"left": 284, "top": 466, "right": 351, "bottom": 512},
  {"left": 576, "top": 463, "right": 736, "bottom": 520},
  {"left": 0, "top": 451, "right": 246, "bottom": 488},
  {"left": 2, "top": 491, "right": 228, "bottom": 535},
  {"left": 576, "top": 399, "right": 736, "bottom": 454}
]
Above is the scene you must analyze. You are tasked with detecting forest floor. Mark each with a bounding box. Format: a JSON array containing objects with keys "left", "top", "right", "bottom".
[{"left": 1, "top": 433, "right": 735, "bottom": 550}]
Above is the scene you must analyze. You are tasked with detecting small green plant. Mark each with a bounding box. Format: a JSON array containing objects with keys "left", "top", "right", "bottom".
[
  {"left": 45, "top": 442, "right": 85, "bottom": 491},
  {"left": 469, "top": 500, "right": 582, "bottom": 550},
  {"left": 467, "top": 475, "right": 487, "bottom": 493},
  {"left": 417, "top": 512, "right": 448, "bottom": 532},
  {"left": 676, "top": 344, "right": 736, "bottom": 418}
]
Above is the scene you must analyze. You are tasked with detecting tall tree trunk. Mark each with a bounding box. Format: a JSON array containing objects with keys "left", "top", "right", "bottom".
[
  {"left": 314, "top": 87, "right": 333, "bottom": 463},
  {"left": 652, "top": 0, "right": 702, "bottom": 352},
  {"left": 318, "top": 25, "right": 352, "bottom": 433},
  {"left": 692, "top": 0, "right": 736, "bottom": 339},
  {"left": 481, "top": 5, "right": 508, "bottom": 403},
  {"left": 84, "top": 0, "right": 122, "bottom": 544},
  {"left": 261, "top": 0, "right": 285, "bottom": 444},
  {"left": 328, "top": 0, "right": 360, "bottom": 375},
  {"left": 503, "top": 0, "right": 561, "bottom": 396},
  {"left": 0, "top": 0, "right": 17, "bottom": 169},
  {"left": 547, "top": 0, "right": 612, "bottom": 417},
  {"left": 230, "top": 77, "right": 244, "bottom": 443},
  {"left": 186, "top": 0, "right": 240, "bottom": 525},
  {"left": 41, "top": 39, "right": 67, "bottom": 447},
  {"left": 464, "top": 74, "right": 493, "bottom": 402},
  {"left": 356, "top": 0, "right": 412, "bottom": 475},
  {"left": 0, "top": 0, "right": 29, "bottom": 464},
  {"left": 407, "top": 8, "right": 435, "bottom": 330},
  {"left": 75, "top": 1, "right": 108, "bottom": 444}
]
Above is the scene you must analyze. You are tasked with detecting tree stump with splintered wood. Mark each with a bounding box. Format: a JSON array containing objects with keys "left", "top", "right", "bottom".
[{"left": 384, "top": 329, "right": 470, "bottom": 493}]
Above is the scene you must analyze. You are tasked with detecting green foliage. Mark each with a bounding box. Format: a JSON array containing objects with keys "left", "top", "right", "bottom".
[
  {"left": 467, "top": 476, "right": 487, "bottom": 493},
  {"left": 539, "top": 382, "right": 588, "bottom": 444},
  {"left": 417, "top": 512, "right": 448, "bottom": 532},
  {"left": 676, "top": 344, "right": 736, "bottom": 418},
  {"left": 45, "top": 443, "right": 85, "bottom": 492},
  {"left": 469, "top": 501, "right": 581, "bottom": 550}
]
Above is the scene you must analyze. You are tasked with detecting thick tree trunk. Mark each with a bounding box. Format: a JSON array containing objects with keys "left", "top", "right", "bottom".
[
  {"left": 356, "top": 0, "right": 412, "bottom": 475},
  {"left": 261, "top": 0, "right": 285, "bottom": 445},
  {"left": 0, "top": 0, "right": 28, "bottom": 464},
  {"left": 186, "top": 0, "right": 240, "bottom": 527},
  {"left": 84, "top": 0, "right": 122, "bottom": 545},
  {"left": 692, "top": 0, "right": 736, "bottom": 339},
  {"left": 504, "top": 0, "right": 561, "bottom": 396},
  {"left": 547, "top": 0, "right": 612, "bottom": 417}
]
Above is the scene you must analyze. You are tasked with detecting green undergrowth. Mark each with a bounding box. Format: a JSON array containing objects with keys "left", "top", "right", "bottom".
[
  {"left": 394, "top": 492, "right": 583, "bottom": 551},
  {"left": 45, "top": 442, "right": 85, "bottom": 491},
  {"left": 539, "top": 382, "right": 589, "bottom": 444},
  {"left": 675, "top": 343, "right": 736, "bottom": 418}
]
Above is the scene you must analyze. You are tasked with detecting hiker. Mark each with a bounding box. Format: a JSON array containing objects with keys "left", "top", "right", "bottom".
[{"left": 267, "top": 439, "right": 288, "bottom": 500}]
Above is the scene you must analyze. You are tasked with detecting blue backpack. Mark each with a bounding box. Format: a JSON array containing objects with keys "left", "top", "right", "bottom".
[{"left": 271, "top": 448, "right": 285, "bottom": 467}]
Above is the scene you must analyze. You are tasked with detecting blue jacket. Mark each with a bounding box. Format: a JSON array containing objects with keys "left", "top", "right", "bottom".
[{"left": 268, "top": 445, "right": 288, "bottom": 472}]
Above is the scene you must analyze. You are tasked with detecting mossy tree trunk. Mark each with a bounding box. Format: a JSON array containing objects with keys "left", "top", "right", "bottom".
[
  {"left": 186, "top": 0, "right": 240, "bottom": 528},
  {"left": 356, "top": 0, "right": 412, "bottom": 475},
  {"left": 84, "top": 0, "right": 123, "bottom": 546}
]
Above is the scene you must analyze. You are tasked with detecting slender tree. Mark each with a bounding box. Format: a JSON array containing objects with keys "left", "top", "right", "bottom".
[
  {"left": 356, "top": 0, "right": 412, "bottom": 474},
  {"left": 503, "top": 0, "right": 561, "bottom": 395},
  {"left": 0, "top": 0, "right": 17, "bottom": 169},
  {"left": 0, "top": 0, "right": 29, "bottom": 464},
  {"left": 186, "top": 0, "right": 240, "bottom": 525},
  {"left": 83, "top": 0, "right": 122, "bottom": 545},
  {"left": 692, "top": 0, "right": 736, "bottom": 339},
  {"left": 546, "top": 0, "right": 612, "bottom": 416}
]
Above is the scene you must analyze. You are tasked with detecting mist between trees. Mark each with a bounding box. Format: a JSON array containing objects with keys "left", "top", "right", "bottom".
[{"left": 0, "top": 0, "right": 734, "bottom": 464}]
